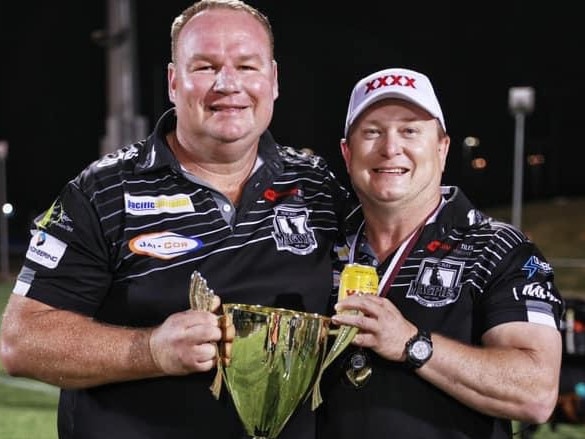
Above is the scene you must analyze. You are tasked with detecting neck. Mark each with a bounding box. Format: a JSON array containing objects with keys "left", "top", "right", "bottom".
[
  {"left": 362, "top": 197, "right": 441, "bottom": 262},
  {"left": 167, "top": 131, "right": 258, "bottom": 204},
  {"left": 363, "top": 218, "right": 417, "bottom": 263}
]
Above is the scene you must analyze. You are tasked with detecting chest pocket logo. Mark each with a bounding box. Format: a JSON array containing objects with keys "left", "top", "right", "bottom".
[
  {"left": 406, "top": 257, "right": 464, "bottom": 307},
  {"left": 271, "top": 207, "right": 317, "bottom": 255}
]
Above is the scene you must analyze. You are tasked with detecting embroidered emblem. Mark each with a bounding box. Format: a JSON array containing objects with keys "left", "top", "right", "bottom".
[
  {"left": 35, "top": 199, "right": 74, "bottom": 232},
  {"left": 406, "top": 257, "right": 463, "bottom": 307},
  {"left": 521, "top": 255, "right": 552, "bottom": 279},
  {"left": 271, "top": 207, "right": 317, "bottom": 255}
]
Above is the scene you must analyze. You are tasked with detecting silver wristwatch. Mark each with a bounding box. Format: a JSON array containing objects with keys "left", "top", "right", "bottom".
[{"left": 405, "top": 330, "right": 433, "bottom": 369}]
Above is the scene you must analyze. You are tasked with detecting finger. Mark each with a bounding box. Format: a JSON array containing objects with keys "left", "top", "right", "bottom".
[
  {"left": 333, "top": 308, "right": 384, "bottom": 336},
  {"left": 194, "top": 357, "right": 216, "bottom": 372},
  {"left": 211, "top": 295, "right": 222, "bottom": 313},
  {"left": 218, "top": 314, "right": 235, "bottom": 341},
  {"left": 188, "top": 324, "right": 222, "bottom": 345},
  {"left": 192, "top": 342, "right": 219, "bottom": 364},
  {"left": 183, "top": 309, "right": 221, "bottom": 328},
  {"left": 336, "top": 294, "right": 387, "bottom": 317},
  {"left": 352, "top": 332, "right": 376, "bottom": 347},
  {"left": 219, "top": 341, "right": 232, "bottom": 367}
]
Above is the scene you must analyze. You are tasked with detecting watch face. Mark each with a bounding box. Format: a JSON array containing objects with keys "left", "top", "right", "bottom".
[{"left": 412, "top": 339, "right": 432, "bottom": 360}]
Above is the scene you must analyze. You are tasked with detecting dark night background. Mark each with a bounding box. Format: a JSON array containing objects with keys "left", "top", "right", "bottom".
[{"left": 1, "top": 1, "right": 584, "bottom": 250}]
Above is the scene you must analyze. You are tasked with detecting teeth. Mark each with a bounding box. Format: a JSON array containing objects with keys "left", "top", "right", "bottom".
[{"left": 375, "top": 169, "right": 404, "bottom": 174}]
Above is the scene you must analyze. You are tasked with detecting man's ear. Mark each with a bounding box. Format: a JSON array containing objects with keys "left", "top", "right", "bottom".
[
  {"left": 340, "top": 138, "right": 351, "bottom": 173},
  {"left": 168, "top": 62, "right": 176, "bottom": 103},
  {"left": 439, "top": 135, "right": 450, "bottom": 172},
  {"left": 272, "top": 60, "right": 279, "bottom": 101}
]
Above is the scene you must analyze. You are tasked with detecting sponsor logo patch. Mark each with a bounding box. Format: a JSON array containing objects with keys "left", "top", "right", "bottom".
[
  {"left": 96, "top": 145, "right": 139, "bottom": 168},
  {"left": 406, "top": 257, "right": 463, "bottom": 307},
  {"left": 513, "top": 281, "right": 561, "bottom": 304},
  {"left": 129, "top": 232, "right": 203, "bottom": 260},
  {"left": 522, "top": 255, "right": 553, "bottom": 279},
  {"left": 35, "top": 199, "right": 74, "bottom": 232},
  {"left": 124, "top": 193, "right": 194, "bottom": 216},
  {"left": 25, "top": 231, "right": 67, "bottom": 269},
  {"left": 271, "top": 207, "right": 317, "bottom": 255}
]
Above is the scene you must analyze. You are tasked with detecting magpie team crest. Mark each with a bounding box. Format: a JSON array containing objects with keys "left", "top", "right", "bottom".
[
  {"left": 406, "top": 257, "right": 464, "bottom": 307},
  {"left": 271, "top": 207, "right": 317, "bottom": 255}
]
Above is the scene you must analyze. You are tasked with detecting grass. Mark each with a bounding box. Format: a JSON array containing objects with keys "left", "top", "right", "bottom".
[
  {"left": 0, "top": 196, "right": 584, "bottom": 438},
  {"left": 484, "top": 196, "right": 585, "bottom": 298}
]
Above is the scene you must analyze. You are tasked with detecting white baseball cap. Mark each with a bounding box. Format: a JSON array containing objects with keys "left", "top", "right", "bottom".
[{"left": 344, "top": 67, "right": 446, "bottom": 137}]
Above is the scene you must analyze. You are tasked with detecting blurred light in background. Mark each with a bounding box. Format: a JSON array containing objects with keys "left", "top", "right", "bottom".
[{"left": 2, "top": 203, "right": 14, "bottom": 217}]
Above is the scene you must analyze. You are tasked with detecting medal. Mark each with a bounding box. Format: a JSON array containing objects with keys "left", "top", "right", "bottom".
[{"left": 344, "top": 349, "right": 372, "bottom": 388}]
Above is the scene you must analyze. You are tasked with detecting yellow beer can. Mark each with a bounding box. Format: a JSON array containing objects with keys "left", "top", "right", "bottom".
[{"left": 338, "top": 263, "right": 379, "bottom": 301}]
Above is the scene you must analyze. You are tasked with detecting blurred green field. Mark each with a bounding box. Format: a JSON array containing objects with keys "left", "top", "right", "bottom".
[
  {"left": 484, "top": 196, "right": 585, "bottom": 299},
  {"left": 0, "top": 197, "right": 584, "bottom": 438}
]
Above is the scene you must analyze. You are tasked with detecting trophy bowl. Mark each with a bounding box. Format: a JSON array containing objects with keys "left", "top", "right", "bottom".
[{"left": 219, "top": 303, "right": 331, "bottom": 439}]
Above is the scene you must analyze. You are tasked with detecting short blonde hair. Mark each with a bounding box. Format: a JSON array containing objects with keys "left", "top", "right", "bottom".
[{"left": 170, "top": 0, "right": 274, "bottom": 63}]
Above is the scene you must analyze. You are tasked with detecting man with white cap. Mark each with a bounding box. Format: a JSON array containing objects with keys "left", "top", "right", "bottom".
[{"left": 317, "top": 67, "right": 564, "bottom": 438}]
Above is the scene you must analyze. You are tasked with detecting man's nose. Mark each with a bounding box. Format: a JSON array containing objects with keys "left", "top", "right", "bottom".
[
  {"left": 213, "top": 66, "right": 240, "bottom": 93},
  {"left": 379, "top": 132, "right": 403, "bottom": 156}
]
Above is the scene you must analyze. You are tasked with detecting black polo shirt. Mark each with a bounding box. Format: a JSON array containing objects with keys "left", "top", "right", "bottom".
[
  {"left": 319, "top": 186, "right": 564, "bottom": 439},
  {"left": 14, "top": 108, "right": 350, "bottom": 439}
]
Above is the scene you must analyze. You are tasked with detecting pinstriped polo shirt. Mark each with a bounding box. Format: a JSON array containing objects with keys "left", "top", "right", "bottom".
[
  {"left": 14, "top": 108, "right": 351, "bottom": 439},
  {"left": 320, "top": 186, "right": 564, "bottom": 439}
]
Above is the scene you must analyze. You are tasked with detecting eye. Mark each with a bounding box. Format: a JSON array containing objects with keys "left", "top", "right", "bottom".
[
  {"left": 362, "top": 128, "right": 381, "bottom": 139},
  {"left": 239, "top": 64, "right": 258, "bottom": 71},
  {"left": 190, "top": 63, "right": 216, "bottom": 73},
  {"left": 401, "top": 126, "right": 419, "bottom": 137}
]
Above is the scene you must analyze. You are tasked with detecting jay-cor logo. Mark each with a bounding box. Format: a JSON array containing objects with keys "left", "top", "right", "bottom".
[{"left": 129, "top": 232, "right": 203, "bottom": 260}]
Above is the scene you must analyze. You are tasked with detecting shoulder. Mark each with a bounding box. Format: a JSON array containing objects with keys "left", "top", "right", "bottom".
[
  {"left": 276, "top": 144, "right": 330, "bottom": 170},
  {"left": 482, "top": 217, "right": 528, "bottom": 245},
  {"left": 76, "top": 142, "right": 144, "bottom": 182}
]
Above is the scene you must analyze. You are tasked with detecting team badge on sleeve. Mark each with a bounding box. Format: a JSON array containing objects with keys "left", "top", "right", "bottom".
[{"left": 521, "top": 255, "right": 553, "bottom": 279}]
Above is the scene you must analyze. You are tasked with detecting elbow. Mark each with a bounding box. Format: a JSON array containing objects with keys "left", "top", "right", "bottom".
[
  {"left": 536, "top": 386, "right": 561, "bottom": 424},
  {"left": 517, "top": 386, "right": 559, "bottom": 424},
  {"left": 0, "top": 330, "right": 26, "bottom": 377},
  {"left": 0, "top": 338, "right": 17, "bottom": 376}
]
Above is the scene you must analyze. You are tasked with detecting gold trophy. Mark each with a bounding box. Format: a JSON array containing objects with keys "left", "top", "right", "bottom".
[{"left": 189, "top": 271, "right": 356, "bottom": 439}]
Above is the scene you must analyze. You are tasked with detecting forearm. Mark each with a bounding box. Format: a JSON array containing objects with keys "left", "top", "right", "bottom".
[
  {"left": 418, "top": 332, "right": 561, "bottom": 423},
  {"left": 1, "top": 301, "right": 161, "bottom": 388}
]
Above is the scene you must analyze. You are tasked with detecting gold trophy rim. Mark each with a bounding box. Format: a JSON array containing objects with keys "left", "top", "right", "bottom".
[{"left": 223, "top": 302, "right": 331, "bottom": 322}]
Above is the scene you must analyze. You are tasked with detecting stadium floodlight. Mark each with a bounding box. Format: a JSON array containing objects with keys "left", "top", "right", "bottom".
[{"left": 508, "top": 87, "right": 535, "bottom": 229}]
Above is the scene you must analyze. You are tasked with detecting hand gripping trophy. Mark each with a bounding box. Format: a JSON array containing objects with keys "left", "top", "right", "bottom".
[{"left": 189, "top": 265, "right": 377, "bottom": 439}]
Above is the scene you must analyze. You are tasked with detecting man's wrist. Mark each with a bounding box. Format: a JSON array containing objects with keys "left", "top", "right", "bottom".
[{"left": 404, "top": 329, "right": 433, "bottom": 369}]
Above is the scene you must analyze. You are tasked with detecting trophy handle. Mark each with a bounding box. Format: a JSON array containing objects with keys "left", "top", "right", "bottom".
[
  {"left": 310, "top": 317, "right": 359, "bottom": 410},
  {"left": 210, "top": 360, "right": 224, "bottom": 399},
  {"left": 188, "top": 270, "right": 225, "bottom": 399}
]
